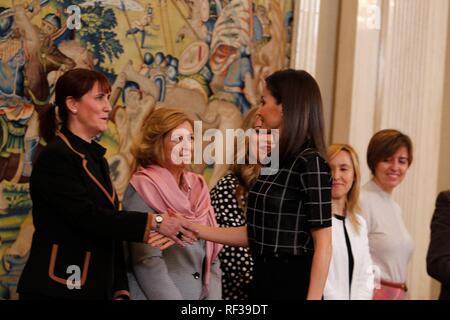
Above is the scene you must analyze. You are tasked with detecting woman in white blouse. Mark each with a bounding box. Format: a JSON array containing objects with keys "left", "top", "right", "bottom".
[
  {"left": 360, "top": 129, "right": 414, "bottom": 300},
  {"left": 324, "top": 144, "right": 374, "bottom": 300}
]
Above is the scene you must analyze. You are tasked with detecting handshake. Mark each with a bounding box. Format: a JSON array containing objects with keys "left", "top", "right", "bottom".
[{"left": 145, "top": 209, "right": 199, "bottom": 250}]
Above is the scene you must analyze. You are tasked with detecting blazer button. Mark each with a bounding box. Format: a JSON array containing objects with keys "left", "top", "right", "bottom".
[{"left": 193, "top": 272, "right": 200, "bottom": 279}]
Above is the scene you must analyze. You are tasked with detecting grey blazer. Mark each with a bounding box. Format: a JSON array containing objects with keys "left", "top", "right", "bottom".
[
  {"left": 427, "top": 190, "right": 450, "bottom": 300},
  {"left": 123, "top": 185, "right": 222, "bottom": 300}
]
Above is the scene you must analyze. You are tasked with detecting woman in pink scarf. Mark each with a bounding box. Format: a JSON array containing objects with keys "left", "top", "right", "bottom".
[{"left": 123, "top": 108, "right": 222, "bottom": 300}]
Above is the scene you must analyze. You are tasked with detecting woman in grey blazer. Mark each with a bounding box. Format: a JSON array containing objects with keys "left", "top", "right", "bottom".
[{"left": 123, "top": 108, "right": 222, "bottom": 300}]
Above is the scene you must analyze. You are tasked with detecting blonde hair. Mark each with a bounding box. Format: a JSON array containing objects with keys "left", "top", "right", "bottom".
[
  {"left": 131, "top": 108, "right": 194, "bottom": 171},
  {"left": 328, "top": 144, "right": 361, "bottom": 233},
  {"left": 230, "top": 107, "right": 261, "bottom": 209}
]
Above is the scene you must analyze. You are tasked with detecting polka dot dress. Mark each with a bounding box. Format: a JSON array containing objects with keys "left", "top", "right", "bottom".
[{"left": 210, "top": 173, "right": 254, "bottom": 300}]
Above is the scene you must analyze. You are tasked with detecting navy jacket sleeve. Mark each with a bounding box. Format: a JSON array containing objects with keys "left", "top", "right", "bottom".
[
  {"left": 113, "top": 241, "right": 130, "bottom": 295},
  {"left": 30, "top": 144, "right": 148, "bottom": 243}
]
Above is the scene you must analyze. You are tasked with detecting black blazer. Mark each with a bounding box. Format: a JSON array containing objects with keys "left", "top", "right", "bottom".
[
  {"left": 427, "top": 190, "right": 450, "bottom": 300},
  {"left": 17, "top": 128, "right": 149, "bottom": 300}
]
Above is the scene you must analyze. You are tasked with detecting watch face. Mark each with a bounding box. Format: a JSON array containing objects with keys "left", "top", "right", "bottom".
[{"left": 155, "top": 215, "right": 163, "bottom": 223}]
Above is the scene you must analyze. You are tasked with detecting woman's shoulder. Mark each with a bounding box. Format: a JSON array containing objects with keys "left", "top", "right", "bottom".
[
  {"left": 437, "top": 190, "right": 450, "bottom": 205},
  {"left": 123, "top": 184, "right": 153, "bottom": 212},
  {"left": 295, "top": 148, "right": 327, "bottom": 162},
  {"left": 33, "top": 138, "right": 77, "bottom": 170},
  {"left": 355, "top": 214, "right": 368, "bottom": 229},
  {"left": 359, "top": 190, "right": 375, "bottom": 219},
  {"left": 210, "top": 174, "right": 239, "bottom": 207},
  {"left": 291, "top": 149, "right": 330, "bottom": 173},
  {"left": 360, "top": 181, "right": 380, "bottom": 202},
  {"left": 212, "top": 173, "right": 239, "bottom": 191}
]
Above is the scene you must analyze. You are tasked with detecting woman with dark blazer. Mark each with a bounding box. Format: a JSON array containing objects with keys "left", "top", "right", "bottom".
[{"left": 17, "top": 69, "right": 195, "bottom": 300}]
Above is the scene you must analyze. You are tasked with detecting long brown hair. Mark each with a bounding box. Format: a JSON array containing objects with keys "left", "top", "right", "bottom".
[
  {"left": 39, "top": 69, "right": 111, "bottom": 143},
  {"left": 265, "top": 69, "right": 327, "bottom": 162}
]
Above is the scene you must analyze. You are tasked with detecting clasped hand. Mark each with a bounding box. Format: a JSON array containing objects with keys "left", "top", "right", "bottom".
[{"left": 146, "top": 209, "right": 199, "bottom": 250}]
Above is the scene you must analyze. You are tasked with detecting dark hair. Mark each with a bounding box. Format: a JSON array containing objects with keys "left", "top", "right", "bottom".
[
  {"left": 39, "top": 69, "right": 111, "bottom": 143},
  {"left": 265, "top": 69, "right": 327, "bottom": 162},
  {"left": 367, "top": 129, "right": 413, "bottom": 175}
]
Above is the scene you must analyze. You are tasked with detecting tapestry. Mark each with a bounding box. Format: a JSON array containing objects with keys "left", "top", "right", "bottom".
[{"left": 0, "top": 0, "right": 294, "bottom": 299}]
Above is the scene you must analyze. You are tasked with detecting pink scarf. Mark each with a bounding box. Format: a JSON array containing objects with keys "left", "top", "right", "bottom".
[{"left": 130, "top": 165, "right": 222, "bottom": 299}]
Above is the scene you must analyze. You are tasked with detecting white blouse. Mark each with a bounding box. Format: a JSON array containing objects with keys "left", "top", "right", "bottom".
[
  {"left": 324, "top": 214, "right": 375, "bottom": 300},
  {"left": 359, "top": 179, "right": 415, "bottom": 284}
]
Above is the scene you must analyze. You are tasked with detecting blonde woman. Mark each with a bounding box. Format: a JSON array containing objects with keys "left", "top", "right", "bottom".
[
  {"left": 324, "top": 144, "right": 374, "bottom": 300},
  {"left": 124, "top": 108, "right": 222, "bottom": 300},
  {"left": 209, "top": 107, "right": 260, "bottom": 300}
]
